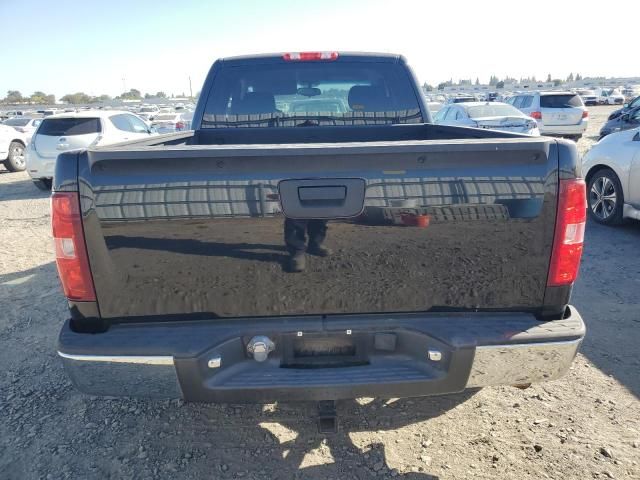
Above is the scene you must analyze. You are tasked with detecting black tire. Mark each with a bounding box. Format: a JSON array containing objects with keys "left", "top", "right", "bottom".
[
  {"left": 4, "top": 141, "right": 26, "bottom": 172},
  {"left": 587, "top": 168, "right": 624, "bottom": 226},
  {"left": 33, "top": 178, "right": 52, "bottom": 191}
]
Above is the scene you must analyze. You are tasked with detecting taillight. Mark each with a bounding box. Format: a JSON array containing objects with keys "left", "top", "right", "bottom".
[
  {"left": 51, "top": 192, "right": 96, "bottom": 301},
  {"left": 530, "top": 111, "right": 542, "bottom": 120},
  {"left": 582, "top": 110, "right": 589, "bottom": 119},
  {"left": 547, "top": 179, "right": 586, "bottom": 286},
  {"left": 175, "top": 121, "right": 185, "bottom": 130},
  {"left": 283, "top": 51, "right": 339, "bottom": 61}
]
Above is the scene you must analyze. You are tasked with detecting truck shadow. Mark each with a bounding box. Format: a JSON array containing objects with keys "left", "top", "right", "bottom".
[
  {"left": 0, "top": 172, "right": 50, "bottom": 202},
  {"left": 573, "top": 219, "right": 640, "bottom": 398},
  {"left": 178, "top": 392, "right": 477, "bottom": 479}
]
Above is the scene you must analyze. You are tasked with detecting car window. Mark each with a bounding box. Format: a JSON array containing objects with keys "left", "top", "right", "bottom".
[
  {"left": 630, "top": 97, "right": 640, "bottom": 108},
  {"left": 467, "top": 104, "right": 523, "bottom": 118},
  {"left": 540, "top": 94, "right": 583, "bottom": 108},
  {"left": 631, "top": 109, "right": 640, "bottom": 122},
  {"left": 110, "top": 114, "right": 135, "bottom": 132},
  {"left": 444, "top": 107, "right": 457, "bottom": 121},
  {"left": 33, "top": 119, "right": 42, "bottom": 128},
  {"left": 127, "top": 115, "right": 150, "bottom": 133},
  {"left": 433, "top": 107, "right": 448, "bottom": 122},
  {"left": 202, "top": 61, "right": 423, "bottom": 128},
  {"left": 454, "top": 109, "right": 463, "bottom": 120},
  {"left": 512, "top": 96, "right": 523, "bottom": 108},
  {"left": 38, "top": 118, "right": 101, "bottom": 136},
  {"left": 3, "top": 118, "right": 30, "bottom": 127},
  {"left": 521, "top": 96, "right": 533, "bottom": 108}
]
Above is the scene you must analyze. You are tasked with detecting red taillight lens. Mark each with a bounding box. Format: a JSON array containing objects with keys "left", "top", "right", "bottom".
[
  {"left": 547, "top": 179, "right": 587, "bottom": 286},
  {"left": 175, "top": 121, "right": 185, "bottom": 130},
  {"left": 530, "top": 111, "right": 542, "bottom": 120},
  {"left": 283, "top": 51, "right": 339, "bottom": 61},
  {"left": 51, "top": 192, "right": 96, "bottom": 301},
  {"left": 582, "top": 110, "right": 589, "bottom": 119}
]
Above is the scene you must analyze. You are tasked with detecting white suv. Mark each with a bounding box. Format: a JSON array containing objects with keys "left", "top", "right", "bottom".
[
  {"left": 507, "top": 91, "right": 588, "bottom": 141},
  {"left": 26, "top": 110, "right": 154, "bottom": 189}
]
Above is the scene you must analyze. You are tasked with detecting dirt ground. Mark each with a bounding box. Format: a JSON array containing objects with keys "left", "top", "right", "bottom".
[{"left": 1, "top": 105, "right": 638, "bottom": 480}]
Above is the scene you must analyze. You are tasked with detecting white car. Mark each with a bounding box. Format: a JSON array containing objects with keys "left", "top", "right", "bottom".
[
  {"left": 151, "top": 113, "right": 190, "bottom": 134},
  {"left": 605, "top": 89, "right": 625, "bottom": 106},
  {"left": 507, "top": 91, "right": 588, "bottom": 141},
  {"left": 0, "top": 124, "right": 28, "bottom": 172},
  {"left": 26, "top": 110, "right": 154, "bottom": 190},
  {"left": 582, "top": 127, "right": 640, "bottom": 225},
  {"left": 433, "top": 101, "right": 540, "bottom": 135},
  {"left": 2, "top": 117, "right": 43, "bottom": 141}
]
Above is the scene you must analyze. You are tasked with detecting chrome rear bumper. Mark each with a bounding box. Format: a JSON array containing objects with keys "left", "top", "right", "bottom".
[{"left": 58, "top": 307, "right": 584, "bottom": 401}]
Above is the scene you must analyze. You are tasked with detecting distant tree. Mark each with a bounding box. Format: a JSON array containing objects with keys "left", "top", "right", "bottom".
[
  {"left": 475, "top": 77, "right": 480, "bottom": 86},
  {"left": 496, "top": 81, "right": 504, "bottom": 89},
  {"left": 546, "top": 73, "right": 552, "bottom": 83},
  {"left": 552, "top": 79, "right": 563, "bottom": 87},
  {"left": 489, "top": 75, "right": 498, "bottom": 86},
  {"left": 120, "top": 89, "right": 142, "bottom": 100},
  {"left": 5, "top": 90, "right": 23, "bottom": 103},
  {"left": 575, "top": 73, "right": 582, "bottom": 81},
  {"left": 566, "top": 72, "right": 574, "bottom": 82},
  {"left": 61, "top": 92, "right": 91, "bottom": 104},
  {"left": 29, "top": 90, "right": 56, "bottom": 105},
  {"left": 144, "top": 93, "right": 153, "bottom": 99},
  {"left": 422, "top": 82, "right": 433, "bottom": 92},
  {"left": 155, "top": 91, "right": 167, "bottom": 98},
  {"left": 98, "top": 94, "right": 111, "bottom": 102}
]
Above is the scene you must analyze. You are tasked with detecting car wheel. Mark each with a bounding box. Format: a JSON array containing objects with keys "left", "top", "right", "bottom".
[
  {"left": 4, "top": 141, "right": 26, "bottom": 172},
  {"left": 587, "top": 169, "right": 624, "bottom": 225}
]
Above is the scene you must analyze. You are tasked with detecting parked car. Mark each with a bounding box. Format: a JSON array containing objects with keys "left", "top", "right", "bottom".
[
  {"left": 583, "top": 127, "right": 640, "bottom": 225},
  {"left": 54, "top": 52, "right": 585, "bottom": 418},
  {"left": 508, "top": 91, "right": 587, "bottom": 141},
  {"left": 447, "top": 95, "right": 476, "bottom": 104},
  {"left": 605, "top": 89, "right": 625, "bottom": 105},
  {"left": 26, "top": 110, "right": 153, "bottom": 190},
  {"left": 599, "top": 106, "right": 640, "bottom": 139},
  {"left": 2, "top": 117, "right": 43, "bottom": 141},
  {"left": 288, "top": 98, "right": 348, "bottom": 114},
  {"left": 0, "top": 124, "right": 28, "bottom": 172},
  {"left": 608, "top": 95, "right": 640, "bottom": 120},
  {"left": 0, "top": 110, "right": 24, "bottom": 120},
  {"left": 577, "top": 90, "right": 599, "bottom": 106},
  {"left": 433, "top": 101, "right": 539, "bottom": 135},
  {"left": 150, "top": 113, "right": 189, "bottom": 133}
]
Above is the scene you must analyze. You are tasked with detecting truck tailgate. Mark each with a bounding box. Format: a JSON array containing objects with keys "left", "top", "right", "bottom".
[{"left": 78, "top": 137, "right": 558, "bottom": 320}]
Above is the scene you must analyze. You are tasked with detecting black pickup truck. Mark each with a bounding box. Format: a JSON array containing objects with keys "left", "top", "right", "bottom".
[{"left": 54, "top": 52, "right": 586, "bottom": 410}]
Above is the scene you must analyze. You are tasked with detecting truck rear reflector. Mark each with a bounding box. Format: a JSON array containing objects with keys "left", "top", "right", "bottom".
[
  {"left": 547, "top": 179, "right": 587, "bottom": 286},
  {"left": 51, "top": 192, "right": 96, "bottom": 301},
  {"left": 283, "top": 51, "right": 339, "bottom": 61}
]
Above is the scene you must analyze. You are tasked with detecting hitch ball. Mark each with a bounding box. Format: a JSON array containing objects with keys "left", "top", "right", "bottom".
[{"left": 247, "top": 336, "right": 275, "bottom": 362}]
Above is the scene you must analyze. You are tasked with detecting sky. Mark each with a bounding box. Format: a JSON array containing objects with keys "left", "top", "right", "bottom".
[{"left": 1, "top": 0, "right": 638, "bottom": 99}]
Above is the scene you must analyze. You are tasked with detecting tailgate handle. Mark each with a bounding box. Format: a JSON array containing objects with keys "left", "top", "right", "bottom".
[
  {"left": 279, "top": 178, "right": 366, "bottom": 219},
  {"left": 298, "top": 186, "right": 346, "bottom": 205}
]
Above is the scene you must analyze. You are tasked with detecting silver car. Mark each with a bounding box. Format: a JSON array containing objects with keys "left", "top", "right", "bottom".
[
  {"left": 507, "top": 91, "right": 588, "bottom": 141},
  {"left": 433, "top": 102, "right": 540, "bottom": 135},
  {"left": 582, "top": 127, "right": 640, "bottom": 225}
]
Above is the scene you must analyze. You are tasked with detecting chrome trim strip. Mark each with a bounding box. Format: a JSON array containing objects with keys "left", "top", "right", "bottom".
[
  {"left": 467, "top": 338, "right": 582, "bottom": 388},
  {"left": 58, "top": 351, "right": 174, "bottom": 366}
]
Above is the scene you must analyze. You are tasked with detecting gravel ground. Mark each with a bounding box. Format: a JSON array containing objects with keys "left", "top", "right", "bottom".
[{"left": 1, "top": 105, "right": 638, "bottom": 480}]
